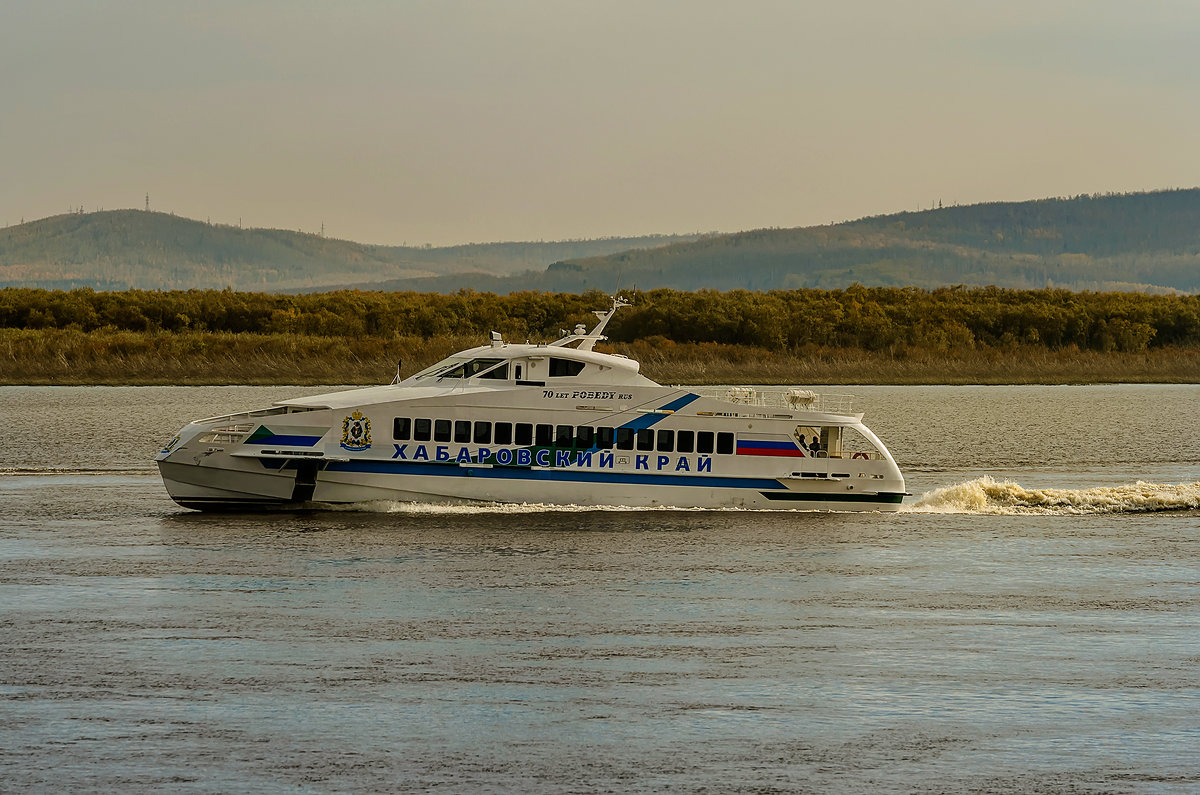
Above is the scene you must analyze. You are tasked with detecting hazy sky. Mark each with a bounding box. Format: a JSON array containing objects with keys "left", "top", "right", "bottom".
[{"left": 4, "top": 0, "right": 1199, "bottom": 245}]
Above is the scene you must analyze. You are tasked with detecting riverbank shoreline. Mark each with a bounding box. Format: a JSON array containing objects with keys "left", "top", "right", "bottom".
[{"left": 3, "top": 329, "right": 1197, "bottom": 386}]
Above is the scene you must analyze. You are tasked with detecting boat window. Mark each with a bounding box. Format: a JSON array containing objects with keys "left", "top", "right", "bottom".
[
  {"left": 494, "top": 422, "right": 513, "bottom": 445},
  {"left": 636, "top": 429, "right": 654, "bottom": 451},
  {"left": 515, "top": 423, "right": 533, "bottom": 446},
  {"left": 596, "top": 427, "right": 614, "bottom": 449},
  {"left": 556, "top": 425, "right": 574, "bottom": 448},
  {"left": 697, "top": 431, "right": 714, "bottom": 455},
  {"left": 548, "top": 357, "right": 585, "bottom": 378},
  {"left": 478, "top": 362, "right": 509, "bottom": 380},
  {"left": 436, "top": 357, "right": 505, "bottom": 380},
  {"left": 717, "top": 432, "right": 734, "bottom": 455},
  {"left": 616, "top": 428, "right": 635, "bottom": 450},
  {"left": 413, "top": 356, "right": 468, "bottom": 380},
  {"left": 575, "top": 426, "right": 595, "bottom": 449},
  {"left": 514, "top": 364, "right": 523, "bottom": 381},
  {"left": 393, "top": 417, "right": 411, "bottom": 441},
  {"left": 822, "top": 426, "right": 846, "bottom": 458},
  {"left": 454, "top": 420, "right": 471, "bottom": 443},
  {"left": 841, "top": 427, "right": 878, "bottom": 459},
  {"left": 535, "top": 424, "right": 553, "bottom": 447},
  {"left": 657, "top": 429, "right": 674, "bottom": 453},
  {"left": 414, "top": 418, "right": 432, "bottom": 442},
  {"left": 434, "top": 419, "right": 451, "bottom": 442},
  {"left": 474, "top": 421, "right": 492, "bottom": 444},
  {"left": 677, "top": 430, "right": 694, "bottom": 453},
  {"left": 794, "top": 425, "right": 820, "bottom": 454}
]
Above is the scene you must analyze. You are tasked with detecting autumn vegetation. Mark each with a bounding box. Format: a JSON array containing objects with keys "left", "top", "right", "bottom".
[{"left": 1, "top": 286, "right": 1198, "bottom": 385}]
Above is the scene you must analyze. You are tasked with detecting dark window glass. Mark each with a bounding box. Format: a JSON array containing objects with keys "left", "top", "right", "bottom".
[
  {"left": 454, "top": 420, "right": 471, "bottom": 443},
  {"left": 636, "top": 429, "right": 654, "bottom": 451},
  {"left": 697, "top": 431, "right": 714, "bottom": 454},
  {"left": 616, "top": 428, "right": 635, "bottom": 450},
  {"left": 548, "top": 357, "right": 585, "bottom": 377},
  {"left": 535, "top": 424, "right": 553, "bottom": 447},
  {"left": 494, "top": 422, "right": 513, "bottom": 445},
  {"left": 556, "top": 425, "right": 574, "bottom": 448},
  {"left": 596, "top": 427, "right": 614, "bottom": 449},
  {"left": 657, "top": 429, "right": 674, "bottom": 452},
  {"left": 393, "top": 417, "right": 411, "bottom": 440},
  {"left": 575, "top": 426, "right": 595, "bottom": 448},
  {"left": 474, "top": 421, "right": 491, "bottom": 444},
  {"left": 677, "top": 430, "right": 694, "bottom": 453},
  {"left": 438, "top": 358, "right": 502, "bottom": 379},
  {"left": 434, "top": 419, "right": 451, "bottom": 442},
  {"left": 515, "top": 423, "right": 533, "bottom": 446},
  {"left": 414, "top": 418, "right": 432, "bottom": 442},
  {"left": 717, "top": 432, "right": 734, "bottom": 455},
  {"left": 478, "top": 363, "right": 509, "bottom": 380}
]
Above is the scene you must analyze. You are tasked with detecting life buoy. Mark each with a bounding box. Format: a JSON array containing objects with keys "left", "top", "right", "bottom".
[{"left": 852, "top": 452, "right": 868, "bottom": 460}]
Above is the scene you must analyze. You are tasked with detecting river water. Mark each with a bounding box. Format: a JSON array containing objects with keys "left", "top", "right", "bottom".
[{"left": 1, "top": 384, "right": 1198, "bottom": 793}]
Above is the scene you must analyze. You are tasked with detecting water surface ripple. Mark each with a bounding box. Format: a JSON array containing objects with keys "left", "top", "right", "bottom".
[{"left": 1, "top": 385, "right": 1198, "bottom": 792}]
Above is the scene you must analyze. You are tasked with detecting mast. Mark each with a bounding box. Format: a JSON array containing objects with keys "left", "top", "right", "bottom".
[{"left": 573, "top": 295, "right": 633, "bottom": 353}]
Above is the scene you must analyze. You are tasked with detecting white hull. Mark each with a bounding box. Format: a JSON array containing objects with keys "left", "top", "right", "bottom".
[{"left": 158, "top": 448, "right": 904, "bottom": 512}]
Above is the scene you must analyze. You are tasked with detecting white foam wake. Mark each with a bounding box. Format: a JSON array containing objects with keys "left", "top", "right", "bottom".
[
  {"left": 326, "top": 500, "right": 716, "bottom": 515},
  {"left": 904, "top": 477, "right": 1200, "bottom": 515}
]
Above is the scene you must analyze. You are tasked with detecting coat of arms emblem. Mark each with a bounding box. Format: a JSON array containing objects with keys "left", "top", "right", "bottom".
[{"left": 340, "top": 410, "right": 372, "bottom": 451}]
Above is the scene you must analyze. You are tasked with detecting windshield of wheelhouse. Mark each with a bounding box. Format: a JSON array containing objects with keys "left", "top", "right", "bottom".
[
  {"left": 431, "top": 358, "right": 507, "bottom": 380},
  {"left": 413, "top": 357, "right": 468, "bottom": 380}
]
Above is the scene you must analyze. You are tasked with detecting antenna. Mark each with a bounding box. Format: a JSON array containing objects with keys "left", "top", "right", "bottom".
[{"left": 576, "top": 294, "right": 631, "bottom": 352}]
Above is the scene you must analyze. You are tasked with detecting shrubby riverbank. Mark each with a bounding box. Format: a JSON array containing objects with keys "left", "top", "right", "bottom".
[
  {"left": 2, "top": 286, "right": 1198, "bottom": 385},
  {"left": 2, "top": 328, "right": 1196, "bottom": 385}
]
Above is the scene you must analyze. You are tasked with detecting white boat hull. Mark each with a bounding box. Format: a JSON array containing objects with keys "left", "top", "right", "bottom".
[
  {"left": 156, "top": 300, "right": 907, "bottom": 514},
  {"left": 158, "top": 455, "right": 905, "bottom": 512}
]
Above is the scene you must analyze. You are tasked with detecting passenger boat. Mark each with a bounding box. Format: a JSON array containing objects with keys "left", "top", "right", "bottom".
[{"left": 156, "top": 297, "right": 906, "bottom": 511}]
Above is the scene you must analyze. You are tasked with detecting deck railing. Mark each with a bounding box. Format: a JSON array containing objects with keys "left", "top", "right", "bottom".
[{"left": 685, "top": 386, "right": 856, "bottom": 415}]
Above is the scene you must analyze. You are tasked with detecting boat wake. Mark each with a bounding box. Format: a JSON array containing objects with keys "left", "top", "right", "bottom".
[
  {"left": 327, "top": 500, "right": 715, "bottom": 515},
  {"left": 0, "top": 466, "right": 152, "bottom": 477},
  {"left": 904, "top": 477, "right": 1200, "bottom": 515}
]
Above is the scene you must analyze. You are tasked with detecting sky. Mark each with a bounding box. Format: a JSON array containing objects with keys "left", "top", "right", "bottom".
[{"left": 3, "top": 0, "right": 1199, "bottom": 246}]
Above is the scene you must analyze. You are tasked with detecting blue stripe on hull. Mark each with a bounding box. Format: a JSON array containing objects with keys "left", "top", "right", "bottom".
[
  {"left": 246, "top": 434, "right": 324, "bottom": 447},
  {"left": 324, "top": 459, "right": 783, "bottom": 491},
  {"left": 760, "top": 491, "right": 904, "bottom": 504},
  {"left": 618, "top": 393, "right": 701, "bottom": 431}
]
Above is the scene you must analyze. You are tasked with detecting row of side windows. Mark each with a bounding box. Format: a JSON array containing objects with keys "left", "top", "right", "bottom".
[{"left": 393, "top": 418, "right": 734, "bottom": 455}]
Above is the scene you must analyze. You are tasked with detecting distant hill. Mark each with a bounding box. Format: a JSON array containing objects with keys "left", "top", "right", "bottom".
[
  {"left": 0, "top": 210, "right": 701, "bottom": 291},
  {"left": 305, "top": 190, "right": 1200, "bottom": 295},
  {"left": 5, "top": 191, "right": 1199, "bottom": 294},
  {"left": 553, "top": 190, "right": 1200, "bottom": 293}
]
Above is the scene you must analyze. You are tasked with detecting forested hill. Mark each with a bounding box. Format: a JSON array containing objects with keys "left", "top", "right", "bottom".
[
  {"left": 0, "top": 210, "right": 700, "bottom": 291},
  {"left": 534, "top": 190, "right": 1200, "bottom": 294},
  {"left": 5, "top": 191, "right": 1199, "bottom": 294}
]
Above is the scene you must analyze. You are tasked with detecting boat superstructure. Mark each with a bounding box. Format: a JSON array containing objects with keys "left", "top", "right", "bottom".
[{"left": 156, "top": 298, "right": 906, "bottom": 511}]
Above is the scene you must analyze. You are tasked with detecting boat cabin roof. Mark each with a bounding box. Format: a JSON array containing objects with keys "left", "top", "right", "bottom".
[
  {"left": 277, "top": 296, "right": 657, "bottom": 410},
  {"left": 277, "top": 343, "right": 656, "bottom": 411},
  {"left": 407, "top": 342, "right": 647, "bottom": 383}
]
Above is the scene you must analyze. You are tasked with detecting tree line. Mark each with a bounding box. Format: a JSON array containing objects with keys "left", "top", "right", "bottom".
[{"left": 2, "top": 286, "right": 1199, "bottom": 354}]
